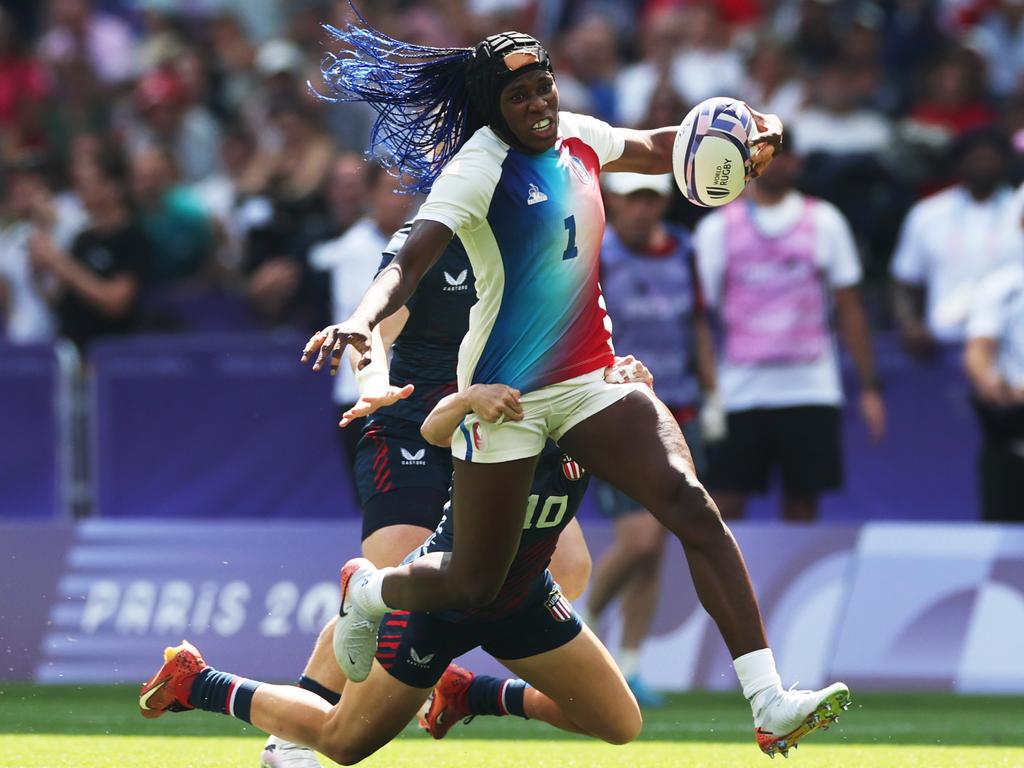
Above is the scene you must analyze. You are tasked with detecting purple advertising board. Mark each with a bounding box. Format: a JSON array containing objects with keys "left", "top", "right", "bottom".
[
  {"left": 77, "top": 332, "right": 984, "bottom": 523},
  {"left": 0, "top": 343, "right": 69, "bottom": 519},
  {"left": 2, "top": 519, "right": 1022, "bottom": 693}
]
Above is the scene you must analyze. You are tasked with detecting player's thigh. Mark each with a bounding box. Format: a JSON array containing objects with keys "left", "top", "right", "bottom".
[
  {"left": 774, "top": 406, "right": 842, "bottom": 499},
  {"left": 362, "top": 523, "right": 436, "bottom": 568},
  {"left": 557, "top": 388, "right": 701, "bottom": 516},
  {"left": 446, "top": 456, "right": 539, "bottom": 596},
  {"left": 549, "top": 518, "right": 590, "bottom": 601},
  {"left": 498, "top": 625, "right": 641, "bottom": 744},
  {"left": 320, "top": 662, "right": 430, "bottom": 764},
  {"left": 323, "top": 609, "right": 472, "bottom": 763}
]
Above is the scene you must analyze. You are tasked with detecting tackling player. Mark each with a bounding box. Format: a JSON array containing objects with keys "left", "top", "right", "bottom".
[
  {"left": 260, "top": 226, "right": 591, "bottom": 767},
  {"left": 139, "top": 363, "right": 654, "bottom": 762}
]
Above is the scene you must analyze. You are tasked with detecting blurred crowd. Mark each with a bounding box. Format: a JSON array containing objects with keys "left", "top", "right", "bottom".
[
  {"left": 3, "top": 0, "right": 1024, "bottom": 520},
  {"left": 2, "top": 0, "right": 1024, "bottom": 345}
]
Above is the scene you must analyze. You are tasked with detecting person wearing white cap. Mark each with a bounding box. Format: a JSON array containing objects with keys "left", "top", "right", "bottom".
[{"left": 580, "top": 170, "right": 718, "bottom": 707}]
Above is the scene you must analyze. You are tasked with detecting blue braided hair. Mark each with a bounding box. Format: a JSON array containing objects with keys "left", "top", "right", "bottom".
[{"left": 318, "top": 4, "right": 552, "bottom": 193}]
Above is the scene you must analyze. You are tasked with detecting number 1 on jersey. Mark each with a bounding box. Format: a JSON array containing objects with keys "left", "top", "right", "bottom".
[{"left": 562, "top": 215, "right": 578, "bottom": 261}]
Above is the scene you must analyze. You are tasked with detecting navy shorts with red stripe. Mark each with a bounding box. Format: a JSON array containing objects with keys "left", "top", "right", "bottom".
[
  {"left": 375, "top": 571, "right": 582, "bottom": 689},
  {"left": 354, "top": 414, "right": 454, "bottom": 541}
]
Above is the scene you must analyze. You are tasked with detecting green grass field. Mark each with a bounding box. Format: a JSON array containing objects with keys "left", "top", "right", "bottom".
[{"left": 2, "top": 685, "right": 1022, "bottom": 768}]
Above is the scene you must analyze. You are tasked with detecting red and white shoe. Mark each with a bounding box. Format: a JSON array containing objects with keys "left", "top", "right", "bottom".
[
  {"left": 753, "top": 682, "right": 851, "bottom": 759},
  {"left": 421, "top": 663, "right": 474, "bottom": 740},
  {"left": 138, "top": 640, "right": 207, "bottom": 719}
]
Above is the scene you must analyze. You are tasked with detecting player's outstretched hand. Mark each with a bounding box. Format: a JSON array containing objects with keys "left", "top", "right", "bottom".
[
  {"left": 339, "top": 384, "right": 416, "bottom": 427},
  {"left": 605, "top": 354, "right": 654, "bottom": 388},
  {"left": 301, "top": 319, "right": 372, "bottom": 375},
  {"left": 465, "top": 384, "right": 524, "bottom": 423},
  {"left": 745, "top": 106, "right": 783, "bottom": 180}
]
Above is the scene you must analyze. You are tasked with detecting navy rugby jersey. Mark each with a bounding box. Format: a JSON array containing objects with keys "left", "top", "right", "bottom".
[
  {"left": 371, "top": 223, "right": 476, "bottom": 425},
  {"left": 419, "top": 442, "right": 589, "bottom": 622}
]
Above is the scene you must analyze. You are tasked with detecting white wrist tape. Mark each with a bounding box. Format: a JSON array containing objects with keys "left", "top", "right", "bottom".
[{"left": 355, "top": 366, "right": 389, "bottom": 397}]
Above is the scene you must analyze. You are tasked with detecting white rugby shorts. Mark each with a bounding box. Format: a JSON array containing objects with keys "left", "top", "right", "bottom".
[{"left": 450, "top": 368, "right": 646, "bottom": 463}]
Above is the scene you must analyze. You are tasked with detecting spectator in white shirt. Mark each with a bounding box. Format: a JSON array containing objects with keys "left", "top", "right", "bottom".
[
  {"left": 738, "top": 37, "right": 806, "bottom": 125},
  {"left": 615, "top": 7, "right": 686, "bottom": 128},
  {"left": 308, "top": 168, "right": 416, "bottom": 482},
  {"left": 694, "top": 137, "right": 885, "bottom": 521},
  {"left": 964, "top": 258, "right": 1024, "bottom": 521},
  {"left": 891, "top": 130, "right": 1021, "bottom": 358},
  {"left": 792, "top": 59, "right": 893, "bottom": 158},
  {"left": 0, "top": 158, "right": 86, "bottom": 344},
  {"left": 670, "top": 1, "right": 744, "bottom": 108}
]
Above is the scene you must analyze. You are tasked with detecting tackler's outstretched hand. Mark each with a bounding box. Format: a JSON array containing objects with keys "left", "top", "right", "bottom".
[
  {"left": 339, "top": 384, "right": 416, "bottom": 427},
  {"left": 745, "top": 106, "right": 784, "bottom": 180},
  {"left": 301, "top": 319, "right": 372, "bottom": 375}
]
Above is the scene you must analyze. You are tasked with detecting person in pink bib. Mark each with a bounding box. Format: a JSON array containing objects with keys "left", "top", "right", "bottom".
[{"left": 695, "top": 134, "right": 886, "bottom": 521}]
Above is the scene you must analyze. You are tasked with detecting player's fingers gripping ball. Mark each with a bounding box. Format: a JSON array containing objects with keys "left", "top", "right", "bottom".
[{"left": 673, "top": 97, "right": 756, "bottom": 208}]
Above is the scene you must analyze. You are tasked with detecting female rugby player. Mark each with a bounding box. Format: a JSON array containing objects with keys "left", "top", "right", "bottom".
[
  {"left": 262, "top": 226, "right": 592, "bottom": 767},
  {"left": 139, "top": 364, "right": 653, "bottom": 763},
  {"left": 301, "top": 13, "right": 848, "bottom": 758}
]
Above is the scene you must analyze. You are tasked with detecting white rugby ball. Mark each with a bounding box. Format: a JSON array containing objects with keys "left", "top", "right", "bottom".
[{"left": 672, "top": 97, "right": 755, "bottom": 207}]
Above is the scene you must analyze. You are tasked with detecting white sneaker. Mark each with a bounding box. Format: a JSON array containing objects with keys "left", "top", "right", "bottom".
[
  {"left": 260, "top": 735, "right": 322, "bottom": 768},
  {"left": 753, "top": 682, "right": 850, "bottom": 759},
  {"left": 333, "top": 557, "right": 384, "bottom": 683}
]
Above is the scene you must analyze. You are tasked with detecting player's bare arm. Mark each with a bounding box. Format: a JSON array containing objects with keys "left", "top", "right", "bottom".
[
  {"left": 421, "top": 358, "right": 656, "bottom": 447},
  {"left": 604, "top": 107, "right": 783, "bottom": 178},
  {"left": 339, "top": 306, "right": 415, "bottom": 427},
  {"left": 421, "top": 384, "right": 525, "bottom": 447},
  {"left": 302, "top": 220, "right": 452, "bottom": 373}
]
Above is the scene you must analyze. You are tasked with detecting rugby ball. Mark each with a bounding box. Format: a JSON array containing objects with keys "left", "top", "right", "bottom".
[{"left": 672, "top": 97, "right": 754, "bottom": 207}]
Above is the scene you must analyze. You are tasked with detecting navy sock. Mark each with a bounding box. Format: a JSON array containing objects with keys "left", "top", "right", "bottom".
[
  {"left": 188, "top": 667, "right": 262, "bottom": 724},
  {"left": 299, "top": 675, "right": 340, "bottom": 705},
  {"left": 466, "top": 675, "right": 529, "bottom": 719}
]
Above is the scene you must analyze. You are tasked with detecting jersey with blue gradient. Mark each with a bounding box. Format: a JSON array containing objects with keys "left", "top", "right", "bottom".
[
  {"left": 416, "top": 441, "right": 588, "bottom": 622},
  {"left": 416, "top": 112, "right": 626, "bottom": 394}
]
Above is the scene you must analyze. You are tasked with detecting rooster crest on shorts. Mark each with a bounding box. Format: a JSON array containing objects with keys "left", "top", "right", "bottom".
[
  {"left": 472, "top": 422, "right": 487, "bottom": 451},
  {"left": 545, "top": 586, "right": 573, "bottom": 622}
]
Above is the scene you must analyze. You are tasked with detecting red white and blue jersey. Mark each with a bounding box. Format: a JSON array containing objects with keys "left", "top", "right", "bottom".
[
  {"left": 417, "top": 442, "right": 589, "bottom": 622},
  {"left": 416, "top": 112, "right": 625, "bottom": 394}
]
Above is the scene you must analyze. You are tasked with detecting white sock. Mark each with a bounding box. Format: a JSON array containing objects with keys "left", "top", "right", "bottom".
[
  {"left": 619, "top": 648, "right": 641, "bottom": 679},
  {"left": 352, "top": 565, "right": 394, "bottom": 616},
  {"left": 733, "top": 647, "right": 782, "bottom": 702}
]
